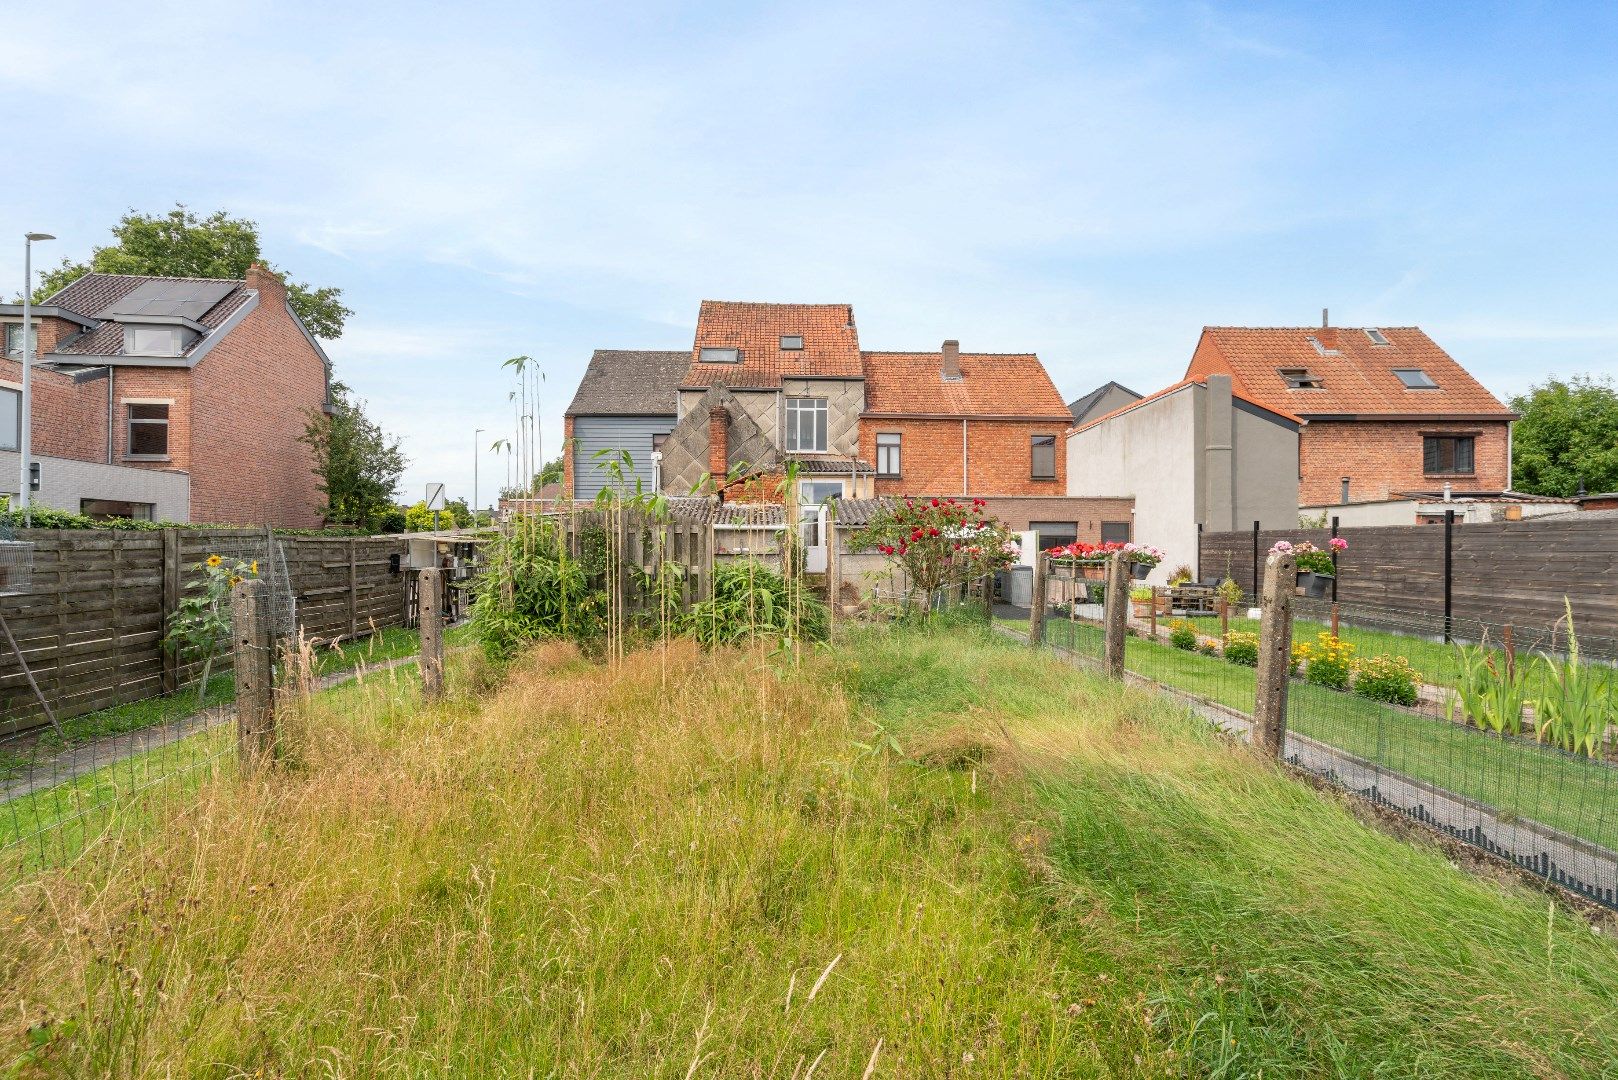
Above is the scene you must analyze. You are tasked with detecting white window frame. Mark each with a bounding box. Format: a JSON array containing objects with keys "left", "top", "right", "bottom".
[
  {"left": 876, "top": 432, "right": 901, "bottom": 477},
  {"left": 124, "top": 398, "right": 174, "bottom": 460},
  {"left": 699, "top": 347, "right": 741, "bottom": 364},
  {"left": 1393, "top": 368, "right": 1439, "bottom": 390},
  {"left": 784, "top": 396, "right": 828, "bottom": 453},
  {"left": 780, "top": 335, "right": 804, "bottom": 351}
]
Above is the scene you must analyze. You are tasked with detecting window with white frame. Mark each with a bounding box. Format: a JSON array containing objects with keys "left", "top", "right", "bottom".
[
  {"left": 876, "top": 432, "right": 901, "bottom": 476},
  {"left": 126, "top": 402, "right": 171, "bottom": 458},
  {"left": 124, "top": 326, "right": 185, "bottom": 357},
  {"left": 784, "top": 396, "right": 828, "bottom": 452},
  {"left": 0, "top": 387, "right": 18, "bottom": 451}
]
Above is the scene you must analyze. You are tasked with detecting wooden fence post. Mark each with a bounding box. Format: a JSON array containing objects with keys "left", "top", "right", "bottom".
[
  {"left": 1027, "top": 556, "right": 1047, "bottom": 647},
  {"left": 161, "top": 528, "right": 181, "bottom": 694},
  {"left": 982, "top": 572, "right": 994, "bottom": 624},
  {"left": 347, "top": 538, "right": 359, "bottom": 640},
  {"left": 1253, "top": 551, "right": 1296, "bottom": 758},
  {"left": 1103, "top": 554, "right": 1128, "bottom": 678},
  {"left": 231, "top": 578, "right": 276, "bottom": 772},
  {"left": 418, "top": 567, "right": 445, "bottom": 702},
  {"left": 1503, "top": 623, "right": 1515, "bottom": 681}
]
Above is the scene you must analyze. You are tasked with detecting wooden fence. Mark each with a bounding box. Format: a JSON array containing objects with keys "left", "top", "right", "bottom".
[
  {"left": 0, "top": 529, "right": 415, "bottom": 735},
  {"left": 1199, "top": 513, "right": 1618, "bottom": 643}
]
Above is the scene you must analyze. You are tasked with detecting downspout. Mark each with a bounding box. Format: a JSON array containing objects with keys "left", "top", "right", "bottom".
[
  {"left": 961, "top": 418, "right": 968, "bottom": 496},
  {"left": 106, "top": 366, "right": 114, "bottom": 464},
  {"left": 1506, "top": 421, "right": 1514, "bottom": 491}
]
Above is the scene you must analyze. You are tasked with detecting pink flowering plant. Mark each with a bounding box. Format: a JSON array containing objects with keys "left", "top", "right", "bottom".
[
  {"left": 861, "top": 497, "right": 1020, "bottom": 603},
  {"left": 1122, "top": 543, "right": 1165, "bottom": 568},
  {"left": 1270, "top": 537, "right": 1347, "bottom": 575}
]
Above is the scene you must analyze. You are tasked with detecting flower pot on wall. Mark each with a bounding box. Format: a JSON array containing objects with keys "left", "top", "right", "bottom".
[
  {"left": 1297, "top": 571, "right": 1333, "bottom": 599},
  {"left": 1130, "top": 562, "right": 1152, "bottom": 580}
]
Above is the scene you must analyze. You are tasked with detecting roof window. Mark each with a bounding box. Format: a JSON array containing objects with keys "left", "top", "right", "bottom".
[
  {"left": 1280, "top": 367, "right": 1324, "bottom": 390},
  {"left": 780, "top": 335, "right": 803, "bottom": 351},
  {"left": 1365, "top": 328, "right": 1391, "bottom": 346},
  {"left": 1305, "top": 335, "right": 1340, "bottom": 357},
  {"left": 1393, "top": 368, "right": 1438, "bottom": 389},
  {"left": 699, "top": 347, "right": 740, "bottom": 364}
]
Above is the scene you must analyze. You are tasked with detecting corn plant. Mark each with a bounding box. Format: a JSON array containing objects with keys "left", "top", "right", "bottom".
[
  {"left": 1531, "top": 600, "right": 1613, "bottom": 757},
  {"left": 1447, "top": 639, "right": 1527, "bottom": 736}
]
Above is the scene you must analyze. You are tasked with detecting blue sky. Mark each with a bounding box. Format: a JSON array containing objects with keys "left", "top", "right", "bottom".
[{"left": 4, "top": 0, "right": 1616, "bottom": 507}]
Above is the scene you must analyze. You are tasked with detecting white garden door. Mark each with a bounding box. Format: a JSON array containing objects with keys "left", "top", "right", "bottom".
[{"left": 802, "top": 504, "right": 829, "bottom": 573}]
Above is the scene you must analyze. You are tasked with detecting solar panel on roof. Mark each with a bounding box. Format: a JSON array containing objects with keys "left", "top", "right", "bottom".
[{"left": 97, "top": 279, "right": 236, "bottom": 321}]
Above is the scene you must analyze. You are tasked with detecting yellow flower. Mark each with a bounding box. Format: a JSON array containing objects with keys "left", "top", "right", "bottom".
[
  {"left": 250, "top": 560, "right": 259, "bottom": 575},
  {"left": 206, "top": 554, "right": 222, "bottom": 568},
  {"left": 228, "top": 575, "right": 242, "bottom": 587}
]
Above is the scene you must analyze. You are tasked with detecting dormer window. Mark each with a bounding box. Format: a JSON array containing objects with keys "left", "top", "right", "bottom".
[
  {"left": 1394, "top": 368, "right": 1438, "bottom": 389},
  {"left": 124, "top": 325, "right": 189, "bottom": 357},
  {"left": 1280, "top": 367, "right": 1324, "bottom": 389},
  {"left": 779, "top": 335, "right": 803, "bottom": 351},
  {"left": 699, "top": 347, "right": 740, "bottom": 364},
  {"left": 1365, "top": 328, "right": 1391, "bottom": 346}
]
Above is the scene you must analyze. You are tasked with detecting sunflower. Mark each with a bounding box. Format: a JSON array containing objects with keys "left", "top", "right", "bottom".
[
  {"left": 206, "top": 554, "right": 222, "bottom": 568},
  {"left": 228, "top": 576, "right": 242, "bottom": 587},
  {"left": 250, "top": 560, "right": 259, "bottom": 575}
]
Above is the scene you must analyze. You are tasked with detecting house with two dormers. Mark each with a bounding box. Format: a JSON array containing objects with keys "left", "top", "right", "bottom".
[
  {"left": 564, "top": 300, "right": 1132, "bottom": 551},
  {"left": 1185, "top": 323, "right": 1518, "bottom": 507}
]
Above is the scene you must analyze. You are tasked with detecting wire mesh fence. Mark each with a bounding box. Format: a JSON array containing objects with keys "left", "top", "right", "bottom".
[{"left": 1025, "top": 560, "right": 1618, "bottom": 911}]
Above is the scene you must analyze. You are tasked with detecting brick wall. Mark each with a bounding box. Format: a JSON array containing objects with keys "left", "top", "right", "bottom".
[
  {"left": 0, "top": 357, "right": 107, "bottom": 460},
  {"left": 562, "top": 415, "right": 575, "bottom": 497},
  {"left": 859, "top": 417, "right": 1068, "bottom": 497},
  {"left": 974, "top": 495, "right": 1135, "bottom": 539},
  {"left": 112, "top": 368, "right": 192, "bottom": 475},
  {"left": 186, "top": 266, "right": 326, "bottom": 526},
  {"left": 1301, "top": 419, "right": 1510, "bottom": 505}
]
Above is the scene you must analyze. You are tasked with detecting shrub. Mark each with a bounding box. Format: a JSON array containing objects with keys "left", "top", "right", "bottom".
[
  {"left": 1353, "top": 654, "right": 1421, "bottom": 707},
  {"left": 686, "top": 561, "right": 828, "bottom": 646},
  {"left": 1197, "top": 639, "right": 1220, "bottom": 657},
  {"left": 1167, "top": 564, "right": 1195, "bottom": 586},
  {"left": 1216, "top": 578, "right": 1243, "bottom": 607},
  {"left": 1296, "top": 632, "right": 1354, "bottom": 690},
  {"left": 470, "top": 518, "right": 603, "bottom": 660},
  {"left": 1169, "top": 620, "right": 1198, "bottom": 651},
  {"left": 1223, "top": 631, "right": 1259, "bottom": 667},
  {"left": 1129, "top": 585, "right": 1154, "bottom": 602}
]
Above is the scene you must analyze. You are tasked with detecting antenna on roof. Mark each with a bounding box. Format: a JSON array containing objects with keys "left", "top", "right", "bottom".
[{"left": 1321, "top": 308, "right": 1329, "bottom": 328}]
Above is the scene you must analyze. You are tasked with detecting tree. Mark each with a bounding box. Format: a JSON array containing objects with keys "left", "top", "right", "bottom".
[
  {"left": 537, "top": 455, "right": 564, "bottom": 488},
  {"left": 1509, "top": 375, "right": 1618, "bottom": 497},
  {"left": 32, "top": 205, "right": 352, "bottom": 339},
  {"left": 300, "top": 381, "right": 408, "bottom": 530},
  {"left": 859, "top": 497, "right": 1019, "bottom": 611}
]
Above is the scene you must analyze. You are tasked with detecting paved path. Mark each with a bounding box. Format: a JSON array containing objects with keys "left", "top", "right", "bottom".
[
  {"left": 998, "top": 624, "right": 1618, "bottom": 909},
  {"left": 0, "top": 656, "right": 420, "bottom": 804}
]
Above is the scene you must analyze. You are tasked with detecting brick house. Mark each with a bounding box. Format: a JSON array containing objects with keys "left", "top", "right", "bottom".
[
  {"left": 567, "top": 299, "right": 1130, "bottom": 552},
  {"left": 1185, "top": 324, "right": 1517, "bottom": 506},
  {"left": 0, "top": 265, "right": 330, "bottom": 525}
]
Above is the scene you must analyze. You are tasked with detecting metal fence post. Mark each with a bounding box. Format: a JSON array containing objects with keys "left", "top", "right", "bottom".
[
  {"left": 419, "top": 566, "right": 445, "bottom": 702},
  {"left": 1443, "top": 508, "right": 1455, "bottom": 643},
  {"left": 1329, "top": 515, "right": 1340, "bottom": 603},
  {"left": 1250, "top": 519, "right": 1260, "bottom": 596},
  {"left": 1103, "top": 553, "right": 1128, "bottom": 677},
  {"left": 1253, "top": 551, "right": 1296, "bottom": 758},
  {"left": 231, "top": 578, "right": 276, "bottom": 772}
]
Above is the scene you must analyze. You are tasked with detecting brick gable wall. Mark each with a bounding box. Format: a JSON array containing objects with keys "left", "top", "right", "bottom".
[
  {"left": 0, "top": 356, "right": 107, "bottom": 461},
  {"left": 859, "top": 417, "right": 1067, "bottom": 498},
  {"left": 186, "top": 267, "right": 326, "bottom": 526},
  {"left": 1300, "top": 419, "right": 1511, "bottom": 505}
]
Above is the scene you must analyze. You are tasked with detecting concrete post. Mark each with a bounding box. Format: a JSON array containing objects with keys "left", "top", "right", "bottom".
[
  {"left": 231, "top": 578, "right": 276, "bottom": 772},
  {"left": 1027, "top": 556, "right": 1048, "bottom": 647},
  {"left": 1253, "top": 551, "right": 1296, "bottom": 758},
  {"left": 1103, "top": 554, "right": 1128, "bottom": 678},
  {"left": 419, "top": 567, "right": 445, "bottom": 702}
]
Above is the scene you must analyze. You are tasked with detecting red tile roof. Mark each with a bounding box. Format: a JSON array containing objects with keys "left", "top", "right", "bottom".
[
  {"left": 1071, "top": 375, "right": 1302, "bottom": 434},
  {"left": 684, "top": 300, "right": 862, "bottom": 388},
  {"left": 861, "top": 351, "right": 1072, "bottom": 419},
  {"left": 1186, "top": 326, "right": 1514, "bottom": 418}
]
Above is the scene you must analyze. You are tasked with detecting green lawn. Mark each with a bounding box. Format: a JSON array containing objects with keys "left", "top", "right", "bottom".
[
  {"left": 1034, "top": 616, "right": 1618, "bottom": 851},
  {"left": 4, "top": 626, "right": 1618, "bottom": 1075}
]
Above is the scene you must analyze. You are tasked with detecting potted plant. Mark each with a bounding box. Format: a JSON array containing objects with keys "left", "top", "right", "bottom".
[
  {"left": 1130, "top": 584, "right": 1155, "bottom": 617},
  {"left": 1121, "top": 543, "right": 1165, "bottom": 580},
  {"left": 1270, "top": 538, "right": 1346, "bottom": 598}
]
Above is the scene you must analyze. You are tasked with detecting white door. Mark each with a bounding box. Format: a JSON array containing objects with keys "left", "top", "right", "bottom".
[{"left": 802, "top": 504, "right": 829, "bottom": 573}]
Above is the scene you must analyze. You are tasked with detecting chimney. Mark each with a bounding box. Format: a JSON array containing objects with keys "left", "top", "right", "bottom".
[
  {"left": 941, "top": 339, "right": 961, "bottom": 380},
  {"left": 245, "top": 262, "right": 282, "bottom": 296},
  {"left": 1321, "top": 308, "right": 1329, "bottom": 328},
  {"left": 708, "top": 405, "right": 730, "bottom": 493}
]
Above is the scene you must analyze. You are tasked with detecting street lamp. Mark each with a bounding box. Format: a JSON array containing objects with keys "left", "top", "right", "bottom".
[
  {"left": 473, "top": 428, "right": 484, "bottom": 525},
  {"left": 19, "top": 232, "right": 54, "bottom": 527}
]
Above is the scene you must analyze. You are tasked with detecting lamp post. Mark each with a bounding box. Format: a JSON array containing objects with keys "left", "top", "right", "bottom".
[
  {"left": 473, "top": 427, "right": 484, "bottom": 525},
  {"left": 19, "top": 232, "right": 54, "bottom": 527}
]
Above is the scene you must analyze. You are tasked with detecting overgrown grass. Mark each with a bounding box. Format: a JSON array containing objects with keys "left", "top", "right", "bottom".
[{"left": 2, "top": 626, "right": 1617, "bottom": 1075}]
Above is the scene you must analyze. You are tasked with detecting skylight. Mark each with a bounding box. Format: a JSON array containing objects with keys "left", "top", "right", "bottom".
[
  {"left": 1393, "top": 368, "right": 1438, "bottom": 389},
  {"left": 1365, "top": 328, "right": 1391, "bottom": 346},
  {"left": 1280, "top": 367, "right": 1324, "bottom": 390},
  {"left": 1305, "top": 335, "right": 1340, "bottom": 357},
  {"left": 780, "top": 335, "right": 803, "bottom": 351},
  {"left": 699, "top": 347, "right": 740, "bottom": 364}
]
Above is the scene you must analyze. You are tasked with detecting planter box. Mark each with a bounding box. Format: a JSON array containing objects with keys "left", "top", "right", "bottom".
[
  {"left": 1297, "top": 571, "right": 1334, "bottom": 599},
  {"left": 1130, "top": 561, "right": 1152, "bottom": 580}
]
